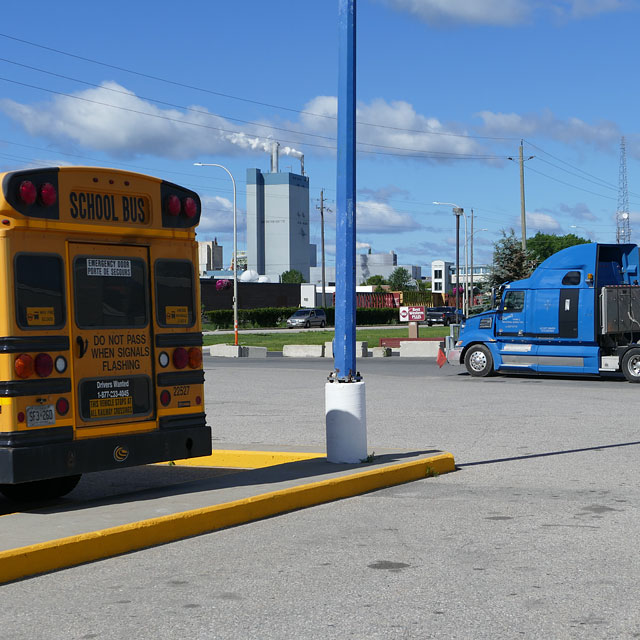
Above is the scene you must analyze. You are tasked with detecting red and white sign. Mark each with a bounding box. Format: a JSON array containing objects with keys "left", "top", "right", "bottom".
[{"left": 399, "top": 306, "right": 425, "bottom": 322}]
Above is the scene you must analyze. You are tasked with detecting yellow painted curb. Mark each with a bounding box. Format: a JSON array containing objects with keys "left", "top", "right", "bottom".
[
  {"left": 168, "top": 450, "right": 325, "bottom": 468},
  {"left": 0, "top": 452, "right": 454, "bottom": 585}
]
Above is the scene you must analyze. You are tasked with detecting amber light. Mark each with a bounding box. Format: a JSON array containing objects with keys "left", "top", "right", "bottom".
[
  {"left": 173, "top": 347, "right": 188, "bottom": 369},
  {"left": 160, "top": 390, "right": 171, "bottom": 406},
  {"left": 34, "top": 353, "right": 53, "bottom": 377},
  {"left": 188, "top": 347, "right": 202, "bottom": 369},
  {"left": 15, "top": 354, "right": 34, "bottom": 379}
]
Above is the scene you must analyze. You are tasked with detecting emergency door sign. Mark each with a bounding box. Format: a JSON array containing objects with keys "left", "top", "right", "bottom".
[{"left": 399, "top": 306, "right": 425, "bottom": 322}]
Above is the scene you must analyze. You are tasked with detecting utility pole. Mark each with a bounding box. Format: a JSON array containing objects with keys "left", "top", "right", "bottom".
[
  {"left": 469, "top": 208, "right": 474, "bottom": 311},
  {"left": 509, "top": 140, "right": 534, "bottom": 251},
  {"left": 454, "top": 209, "right": 461, "bottom": 312},
  {"left": 316, "top": 190, "right": 332, "bottom": 308}
]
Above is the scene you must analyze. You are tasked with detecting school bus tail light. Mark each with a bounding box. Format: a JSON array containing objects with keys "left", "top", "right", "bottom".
[
  {"left": 183, "top": 197, "right": 198, "bottom": 218},
  {"left": 166, "top": 194, "right": 181, "bottom": 216},
  {"left": 173, "top": 347, "right": 188, "bottom": 369},
  {"left": 34, "top": 353, "right": 53, "bottom": 377},
  {"left": 188, "top": 347, "right": 202, "bottom": 369},
  {"left": 15, "top": 354, "right": 34, "bottom": 379},
  {"left": 56, "top": 397, "right": 69, "bottom": 416},
  {"left": 18, "top": 180, "right": 37, "bottom": 205},
  {"left": 160, "top": 390, "right": 171, "bottom": 407},
  {"left": 39, "top": 182, "right": 57, "bottom": 207}
]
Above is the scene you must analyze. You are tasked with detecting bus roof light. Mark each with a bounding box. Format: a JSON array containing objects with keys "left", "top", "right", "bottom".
[
  {"left": 18, "top": 180, "right": 37, "bottom": 205},
  {"left": 39, "top": 183, "right": 57, "bottom": 207},
  {"left": 166, "top": 194, "right": 181, "bottom": 216},
  {"left": 183, "top": 197, "right": 198, "bottom": 218}
]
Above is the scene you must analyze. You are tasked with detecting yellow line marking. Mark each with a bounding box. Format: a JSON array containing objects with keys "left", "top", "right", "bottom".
[
  {"left": 0, "top": 452, "right": 454, "bottom": 584},
  {"left": 166, "top": 450, "right": 325, "bottom": 468}
]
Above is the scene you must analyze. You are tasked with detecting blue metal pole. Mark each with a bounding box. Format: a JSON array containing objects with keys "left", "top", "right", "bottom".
[{"left": 334, "top": 0, "right": 357, "bottom": 381}]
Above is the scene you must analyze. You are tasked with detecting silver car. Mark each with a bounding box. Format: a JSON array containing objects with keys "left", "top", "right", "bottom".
[{"left": 286, "top": 308, "right": 327, "bottom": 328}]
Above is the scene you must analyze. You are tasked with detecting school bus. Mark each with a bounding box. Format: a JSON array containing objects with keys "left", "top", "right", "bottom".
[{"left": 0, "top": 166, "right": 212, "bottom": 500}]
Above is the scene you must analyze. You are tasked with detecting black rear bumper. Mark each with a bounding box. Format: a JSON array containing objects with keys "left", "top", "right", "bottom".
[{"left": 0, "top": 421, "right": 212, "bottom": 484}]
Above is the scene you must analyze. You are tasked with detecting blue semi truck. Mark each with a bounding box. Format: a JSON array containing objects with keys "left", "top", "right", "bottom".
[{"left": 448, "top": 242, "right": 640, "bottom": 382}]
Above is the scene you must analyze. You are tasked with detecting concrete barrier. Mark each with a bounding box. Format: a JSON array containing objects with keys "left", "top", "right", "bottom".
[
  {"left": 324, "top": 341, "right": 369, "bottom": 358},
  {"left": 244, "top": 346, "right": 268, "bottom": 358},
  {"left": 209, "top": 344, "right": 244, "bottom": 358},
  {"left": 370, "top": 347, "right": 392, "bottom": 357},
  {"left": 399, "top": 340, "right": 441, "bottom": 357},
  {"left": 283, "top": 344, "right": 325, "bottom": 358}
]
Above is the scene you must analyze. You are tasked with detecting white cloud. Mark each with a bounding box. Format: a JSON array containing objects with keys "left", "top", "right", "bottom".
[
  {"left": 476, "top": 109, "right": 622, "bottom": 152},
  {"left": 527, "top": 211, "right": 562, "bottom": 231},
  {"left": 381, "top": 0, "right": 531, "bottom": 26},
  {"left": 0, "top": 84, "right": 488, "bottom": 163},
  {"left": 381, "top": 0, "right": 631, "bottom": 25},
  {"left": 0, "top": 81, "right": 278, "bottom": 159},
  {"left": 356, "top": 200, "right": 421, "bottom": 233},
  {"left": 198, "top": 195, "right": 245, "bottom": 238}
]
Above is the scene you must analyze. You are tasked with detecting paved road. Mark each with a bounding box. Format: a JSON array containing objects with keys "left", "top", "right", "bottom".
[{"left": 2, "top": 358, "right": 640, "bottom": 639}]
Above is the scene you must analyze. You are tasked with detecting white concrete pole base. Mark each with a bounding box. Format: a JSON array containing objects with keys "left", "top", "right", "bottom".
[{"left": 325, "top": 380, "right": 367, "bottom": 463}]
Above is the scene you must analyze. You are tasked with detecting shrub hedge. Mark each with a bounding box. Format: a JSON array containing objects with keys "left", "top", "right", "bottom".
[{"left": 203, "top": 306, "right": 400, "bottom": 329}]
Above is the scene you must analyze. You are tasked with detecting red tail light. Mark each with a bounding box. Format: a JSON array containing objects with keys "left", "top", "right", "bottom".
[
  {"left": 160, "top": 390, "right": 171, "bottom": 406},
  {"left": 56, "top": 397, "right": 69, "bottom": 416},
  {"left": 34, "top": 353, "right": 53, "bottom": 377},
  {"left": 188, "top": 347, "right": 202, "bottom": 369},
  {"left": 166, "top": 194, "right": 181, "bottom": 216},
  {"left": 183, "top": 197, "right": 197, "bottom": 218},
  {"left": 173, "top": 347, "right": 188, "bottom": 369},
  {"left": 18, "top": 180, "right": 37, "bottom": 205},
  {"left": 15, "top": 354, "right": 34, "bottom": 379},
  {"left": 39, "top": 182, "right": 57, "bottom": 207}
]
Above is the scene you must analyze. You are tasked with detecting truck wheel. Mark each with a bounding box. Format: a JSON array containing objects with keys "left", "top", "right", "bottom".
[
  {"left": 621, "top": 348, "right": 640, "bottom": 383},
  {"left": 0, "top": 474, "right": 82, "bottom": 502},
  {"left": 320, "top": 320, "right": 325, "bottom": 328},
  {"left": 464, "top": 345, "right": 494, "bottom": 377}
]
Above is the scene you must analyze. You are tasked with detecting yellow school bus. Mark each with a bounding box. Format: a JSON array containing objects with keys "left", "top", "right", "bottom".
[{"left": 0, "top": 166, "right": 211, "bottom": 500}]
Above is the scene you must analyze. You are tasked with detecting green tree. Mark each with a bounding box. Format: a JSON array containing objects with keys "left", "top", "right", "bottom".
[
  {"left": 527, "top": 231, "right": 590, "bottom": 265},
  {"left": 364, "top": 274, "right": 387, "bottom": 286},
  {"left": 488, "top": 229, "right": 534, "bottom": 289},
  {"left": 388, "top": 267, "right": 413, "bottom": 291},
  {"left": 280, "top": 269, "right": 305, "bottom": 284}
]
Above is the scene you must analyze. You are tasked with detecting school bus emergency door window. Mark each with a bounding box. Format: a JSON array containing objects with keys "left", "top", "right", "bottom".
[
  {"left": 73, "top": 256, "right": 149, "bottom": 329},
  {"left": 155, "top": 259, "right": 195, "bottom": 327},
  {"left": 14, "top": 253, "right": 66, "bottom": 329}
]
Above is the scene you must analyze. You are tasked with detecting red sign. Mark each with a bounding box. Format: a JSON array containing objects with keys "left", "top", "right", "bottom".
[{"left": 399, "top": 306, "right": 425, "bottom": 322}]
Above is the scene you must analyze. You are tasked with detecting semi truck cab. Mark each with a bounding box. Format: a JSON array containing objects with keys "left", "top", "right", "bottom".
[{"left": 448, "top": 243, "right": 640, "bottom": 382}]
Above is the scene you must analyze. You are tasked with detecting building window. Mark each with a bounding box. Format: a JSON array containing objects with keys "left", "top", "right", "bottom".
[
  {"left": 434, "top": 269, "right": 442, "bottom": 279},
  {"left": 434, "top": 282, "right": 442, "bottom": 292}
]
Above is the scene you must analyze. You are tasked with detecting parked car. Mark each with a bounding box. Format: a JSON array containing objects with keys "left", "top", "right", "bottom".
[
  {"left": 426, "top": 306, "right": 463, "bottom": 326},
  {"left": 286, "top": 308, "right": 327, "bottom": 328}
]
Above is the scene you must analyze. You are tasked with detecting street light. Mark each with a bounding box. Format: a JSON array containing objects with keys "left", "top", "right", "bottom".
[
  {"left": 570, "top": 225, "right": 592, "bottom": 241},
  {"left": 193, "top": 162, "right": 238, "bottom": 346},
  {"left": 434, "top": 201, "right": 468, "bottom": 316}
]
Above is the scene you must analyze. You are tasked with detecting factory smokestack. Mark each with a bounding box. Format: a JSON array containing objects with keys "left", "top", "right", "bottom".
[{"left": 270, "top": 142, "right": 280, "bottom": 173}]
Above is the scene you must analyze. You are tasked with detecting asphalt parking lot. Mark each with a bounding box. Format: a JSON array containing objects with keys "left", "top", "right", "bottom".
[{"left": 2, "top": 356, "right": 640, "bottom": 639}]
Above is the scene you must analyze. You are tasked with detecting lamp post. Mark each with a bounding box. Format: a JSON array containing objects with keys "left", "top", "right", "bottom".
[
  {"left": 434, "top": 202, "right": 468, "bottom": 316},
  {"left": 569, "top": 225, "right": 592, "bottom": 241},
  {"left": 193, "top": 162, "right": 238, "bottom": 346}
]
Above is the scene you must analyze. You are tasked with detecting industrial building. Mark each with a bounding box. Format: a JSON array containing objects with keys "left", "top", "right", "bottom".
[{"left": 246, "top": 144, "right": 316, "bottom": 282}]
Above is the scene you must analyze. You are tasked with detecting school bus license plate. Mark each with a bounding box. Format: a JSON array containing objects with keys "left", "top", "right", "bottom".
[
  {"left": 89, "top": 396, "right": 134, "bottom": 418},
  {"left": 26, "top": 404, "right": 55, "bottom": 427}
]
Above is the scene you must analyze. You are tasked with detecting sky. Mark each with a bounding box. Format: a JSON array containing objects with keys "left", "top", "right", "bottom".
[{"left": 1, "top": 0, "right": 640, "bottom": 275}]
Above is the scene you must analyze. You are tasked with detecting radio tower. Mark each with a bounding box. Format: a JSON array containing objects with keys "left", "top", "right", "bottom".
[{"left": 616, "top": 136, "right": 631, "bottom": 243}]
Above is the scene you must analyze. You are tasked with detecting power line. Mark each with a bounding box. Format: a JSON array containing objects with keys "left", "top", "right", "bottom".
[{"left": 0, "top": 32, "right": 517, "bottom": 141}]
